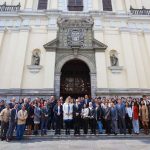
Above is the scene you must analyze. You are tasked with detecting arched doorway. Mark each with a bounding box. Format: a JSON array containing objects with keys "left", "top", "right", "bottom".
[{"left": 60, "top": 59, "right": 91, "bottom": 99}]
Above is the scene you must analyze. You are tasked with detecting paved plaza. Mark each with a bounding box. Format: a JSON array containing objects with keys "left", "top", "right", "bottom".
[{"left": 0, "top": 138, "right": 150, "bottom": 150}]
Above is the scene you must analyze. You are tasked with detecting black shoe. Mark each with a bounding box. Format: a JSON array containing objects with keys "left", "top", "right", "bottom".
[{"left": 1, "top": 137, "right": 6, "bottom": 141}]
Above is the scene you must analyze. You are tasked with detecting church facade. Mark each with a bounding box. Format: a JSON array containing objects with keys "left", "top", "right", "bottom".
[{"left": 0, "top": 0, "right": 150, "bottom": 100}]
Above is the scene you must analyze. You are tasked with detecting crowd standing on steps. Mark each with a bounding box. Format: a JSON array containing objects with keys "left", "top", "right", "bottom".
[{"left": 0, "top": 95, "right": 150, "bottom": 142}]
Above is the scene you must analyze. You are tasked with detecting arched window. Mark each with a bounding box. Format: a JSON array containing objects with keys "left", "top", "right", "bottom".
[
  {"left": 38, "top": 0, "right": 48, "bottom": 10},
  {"left": 102, "top": 0, "right": 112, "bottom": 11},
  {"left": 68, "top": 0, "right": 83, "bottom": 11}
]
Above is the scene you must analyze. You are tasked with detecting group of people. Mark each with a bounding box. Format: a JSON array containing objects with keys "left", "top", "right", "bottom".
[{"left": 0, "top": 95, "right": 150, "bottom": 142}]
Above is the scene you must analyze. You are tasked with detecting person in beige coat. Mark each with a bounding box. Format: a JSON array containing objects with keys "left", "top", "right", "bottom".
[
  {"left": 0, "top": 104, "right": 10, "bottom": 141},
  {"left": 16, "top": 105, "right": 28, "bottom": 140},
  {"left": 140, "top": 100, "right": 149, "bottom": 135}
]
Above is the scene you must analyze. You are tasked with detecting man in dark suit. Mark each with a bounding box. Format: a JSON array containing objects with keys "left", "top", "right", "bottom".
[
  {"left": 116, "top": 98, "right": 126, "bottom": 134},
  {"left": 73, "top": 99, "right": 82, "bottom": 135},
  {"left": 89, "top": 102, "right": 97, "bottom": 135},
  {"left": 110, "top": 102, "right": 118, "bottom": 135},
  {"left": 96, "top": 102, "right": 104, "bottom": 134},
  {"left": 6, "top": 103, "right": 18, "bottom": 142},
  {"left": 53, "top": 100, "right": 63, "bottom": 135}
]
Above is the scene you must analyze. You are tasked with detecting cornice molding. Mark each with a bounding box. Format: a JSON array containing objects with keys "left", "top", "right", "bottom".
[{"left": 0, "top": 10, "right": 150, "bottom": 21}]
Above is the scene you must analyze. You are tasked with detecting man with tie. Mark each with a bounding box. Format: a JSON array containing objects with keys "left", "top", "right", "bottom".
[
  {"left": 73, "top": 99, "right": 82, "bottom": 135},
  {"left": 54, "top": 100, "right": 63, "bottom": 135}
]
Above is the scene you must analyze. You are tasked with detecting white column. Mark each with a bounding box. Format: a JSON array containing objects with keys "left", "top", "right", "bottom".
[
  {"left": 124, "top": 0, "right": 131, "bottom": 12},
  {"left": 138, "top": 30, "right": 150, "bottom": 87},
  {"left": 92, "top": 0, "right": 99, "bottom": 11},
  {"left": 10, "top": 27, "right": 30, "bottom": 88},
  {"left": 57, "top": 0, "right": 67, "bottom": 11},
  {"left": 144, "top": 30, "right": 150, "bottom": 59},
  {"left": 0, "top": 30, "right": 19, "bottom": 88},
  {"left": 136, "top": 0, "right": 142, "bottom": 8},
  {"left": 87, "top": 0, "right": 92, "bottom": 11},
  {"left": 43, "top": 29, "right": 56, "bottom": 89},
  {"left": 130, "top": 31, "right": 148, "bottom": 88},
  {"left": 99, "top": 0, "right": 103, "bottom": 11},
  {"left": 130, "top": 0, "right": 136, "bottom": 7},
  {"left": 0, "top": 29, "right": 5, "bottom": 52},
  {"left": 95, "top": 51, "right": 108, "bottom": 88},
  {"left": 115, "top": 0, "right": 124, "bottom": 12},
  {"left": 44, "top": 51, "right": 56, "bottom": 89},
  {"left": 120, "top": 29, "right": 139, "bottom": 88},
  {"left": 47, "top": 0, "right": 51, "bottom": 9},
  {"left": 143, "top": 30, "right": 150, "bottom": 87},
  {"left": 94, "top": 28, "right": 108, "bottom": 89},
  {"left": 20, "top": 0, "right": 26, "bottom": 10},
  {"left": 50, "top": 0, "right": 57, "bottom": 9},
  {"left": 25, "top": 0, "right": 34, "bottom": 10}
]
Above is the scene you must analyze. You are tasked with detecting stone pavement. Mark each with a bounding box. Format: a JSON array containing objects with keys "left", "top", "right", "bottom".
[{"left": 0, "top": 137, "right": 150, "bottom": 150}]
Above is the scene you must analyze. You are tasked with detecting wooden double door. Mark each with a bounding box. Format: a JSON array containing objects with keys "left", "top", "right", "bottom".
[{"left": 60, "top": 59, "right": 91, "bottom": 99}]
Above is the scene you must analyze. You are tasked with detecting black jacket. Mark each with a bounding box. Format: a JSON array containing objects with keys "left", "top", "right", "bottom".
[
  {"left": 9, "top": 108, "right": 17, "bottom": 123},
  {"left": 73, "top": 104, "right": 82, "bottom": 118},
  {"left": 96, "top": 106, "right": 103, "bottom": 121},
  {"left": 53, "top": 105, "right": 63, "bottom": 119}
]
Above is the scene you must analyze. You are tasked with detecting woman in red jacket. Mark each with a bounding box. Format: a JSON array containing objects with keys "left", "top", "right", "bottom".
[{"left": 132, "top": 101, "right": 140, "bottom": 134}]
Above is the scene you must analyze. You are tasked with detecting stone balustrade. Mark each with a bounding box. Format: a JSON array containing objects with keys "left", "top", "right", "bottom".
[
  {"left": 130, "top": 6, "right": 150, "bottom": 15},
  {"left": 0, "top": 2, "right": 20, "bottom": 12}
]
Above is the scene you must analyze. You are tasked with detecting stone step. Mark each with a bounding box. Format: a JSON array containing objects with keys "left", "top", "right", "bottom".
[
  {"left": 21, "top": 129, "right": 150, "bottom": 138},
  {"left": 22, "top": 134, "right": 150, "bottom": 140}
]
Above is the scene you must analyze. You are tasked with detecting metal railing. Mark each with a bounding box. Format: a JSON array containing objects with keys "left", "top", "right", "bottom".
[
  {"left": 130, "top": 6, "right": 150, "bottom": 15},
  {"left": 0, "top": 2, "right": 21, "bottom": 12}
]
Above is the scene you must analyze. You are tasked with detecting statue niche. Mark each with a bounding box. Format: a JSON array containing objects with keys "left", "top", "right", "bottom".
[
  {"left": 31, "top": 49, "right": 40, "bottom": 66},
  {"left": 110, "top": 50, "right": 119, "bottom": 66}
]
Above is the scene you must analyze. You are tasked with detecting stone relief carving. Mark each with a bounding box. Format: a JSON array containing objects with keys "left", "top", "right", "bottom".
[
  {"left": 57, "top": 16, "right": 94, "bottom": 49},
  {"left": 67, "top": 28, "right": 84, "bottom": 48}
]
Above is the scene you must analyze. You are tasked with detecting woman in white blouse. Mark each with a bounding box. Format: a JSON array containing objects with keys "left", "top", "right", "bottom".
[
  {"left": 125, "top": 102, "right": 133, "bottom": 134},
  {"left": 63, "top": 96, "right": 73, "bottom": 135}
]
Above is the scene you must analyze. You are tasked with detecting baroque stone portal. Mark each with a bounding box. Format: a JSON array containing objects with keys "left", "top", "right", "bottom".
[{"left": 44, "top": 16, "right": 107, "bottom": 98}]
